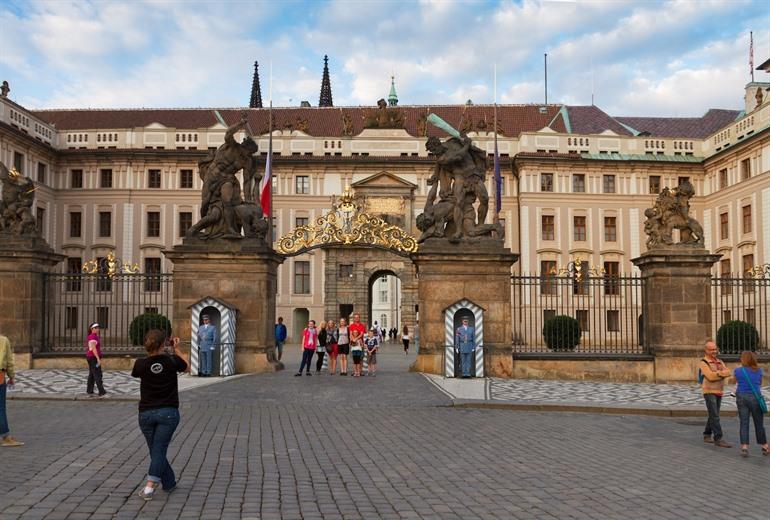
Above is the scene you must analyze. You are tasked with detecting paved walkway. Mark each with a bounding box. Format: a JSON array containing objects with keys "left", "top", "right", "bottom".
[
  {"left": 2, "top": 343, "right": 769, "bottom": 519},
  {"left": 425, "top": 375, "right": 770, "bottom": 414},
  {"left": 8, "top": 369, "right": 242, "bottom": 400}
]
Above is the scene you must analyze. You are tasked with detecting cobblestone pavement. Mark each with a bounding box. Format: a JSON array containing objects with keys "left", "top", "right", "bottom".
[
  {"left": 8, "top": 369, "right": 242, "bottom": 398},
  {"left": 426, "top": 375, "right": 770, "bottom": 410},
  {"left": 2, "top": 343, "right": 769, "bottom": 519}
]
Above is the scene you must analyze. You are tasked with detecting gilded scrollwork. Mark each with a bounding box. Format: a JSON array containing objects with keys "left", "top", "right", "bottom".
[{"left": 276, "top": 189, "right": 418, "bottom": 255}]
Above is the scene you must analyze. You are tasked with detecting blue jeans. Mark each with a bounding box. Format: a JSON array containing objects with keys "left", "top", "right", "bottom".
[
  {"left": 736, "top": 392, "right": 767, "bottom": 446},
  {"left": 138, "top": 407, "right": 180, "bottom": 490},
  {"left": 703, "top": 394, "right": 723, "bottom": 441},
  {"left": 0, "top": 383, "right": 8, "bottom": 436},
  {"left": 298, "top": 349, "right": 314, "bottom": 373},
  {"left": 460, "top": 351, "right": 473, "bottom": 377},
  {"left": 200, "top": 349, "right": 213, "bottom": 375},
  {"left": 275, "top": 341, "right": 284, "bottom": 361}
]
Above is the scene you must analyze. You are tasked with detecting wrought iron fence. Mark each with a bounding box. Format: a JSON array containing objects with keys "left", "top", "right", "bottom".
[
  {"left": 511, "top": 273, "right": 647, "bottom": 354},
  {"left": 42, "top": 273, "right": 174, "bottom": 353},
  {"left": 711, "top": 270, "right": 770, "bottom": 355}
]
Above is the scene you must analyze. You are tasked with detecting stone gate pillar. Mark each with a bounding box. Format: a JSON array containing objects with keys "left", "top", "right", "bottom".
[
  {"left": 0, "top": 237, "right": 64, "bottom": 369},
  {"left": 164, "top": 239, "right": 285, "bottom": 373},
  {"left": 632, "top": 248, "right": 720, "bottom": 383},
  {"left": 410, "top": 240, "right": 518, "bottom": 377}
]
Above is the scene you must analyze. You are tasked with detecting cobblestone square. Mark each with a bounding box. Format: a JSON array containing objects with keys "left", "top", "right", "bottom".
[{"left": 2, "top": 344, "right": 769, "bottom": 519}]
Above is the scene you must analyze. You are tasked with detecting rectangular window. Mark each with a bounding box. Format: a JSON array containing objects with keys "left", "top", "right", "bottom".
[
  {"left": 294, "top": 261, "right": 310, "bottom": 294},
  {"left": 295, "top": 217, "right": 309, "bottom": 228},
  {"left": 743, "top": 254, "right": 755, "bottom": 293},
  {"left": 98, "top": 211, "right": 112, "bottom": 238},
  {"left": 543, "top": 309, "right": 556, "bottom": 322},
  {"left": 95, "top": 257, "right": 112, "bottom": 292},
  {"left": 540, "top": 260, "right": 557, "bottom": 295},
  {"left": 606, "top": 310, "right": 620, "bottom": 332},
  {"left": 649, "top": 175, "right": 660, "bottom": 194},
  {"left": 37, "top": 162, "right": 46, "bottom": 184},
  {"left": 745, "top": 308, "right": 755, "bottom": 326},
  {"left": 742, "top": 205, "right": 752, "bottom": 234},
  {"left": 145, "top": 307, "right": 158, "bottom": 315},
  {"left": 540, "top": 173, "right": 554, "bottom": 192},
  {"left": 180, "top": 169, "right": 193, "bottom": 189},
  {"left": 604, "top": 217, "right": 617, "bottom": 242},
  {"left": 69, "top": 211, "right": 82, "bottom": 238},
  {"left": 339, "top": 264, "right": 354, "bottom": 278},
  {"left": 719, "top": 169, "right": 728, "bottom": 189},
  {"left": 96, "top": 307, "right": 109, "bottom": 330},
  {"left": 148, "top": 169, "right": 161, "bottom": 188},
  {"left": 146, "top": 211, "right": 160, "bottom": 237},
  {"left": 573, "top": 273, "right": 589, "bottom": 295},
  {"left": 71, "top": 169, "right": 83, "bottom": 189},
  {"left": 572, "top": 174, "right": 585, "bottom": 193},
  {"left": 604, "top": 261, "right": 620, "bottom": 296},
  {"left": 541, "top": 215, "right": 555, "bottom": 241},
  {"left": 722, "top": 310, "right": 732, "bottom": 323},
  {"left": 66, "top": 257, "right": 82, "bottom": 292},
  {"left": 65, "top": 306, "right": 78, "bottom": 330},
  {"left": 720, "top": 258, "right": 731, "bottom": 296},
  {"left": 379, "top": 290, "right": 388, "bottom": 303},
  {"left": 602, "top": 174, "right": 616, "bottom": 193},
  {"left": 499, "top": 176, "right": 506, "bottom": 196},
  {"left": 13, "top": 151, "right": 24, "bottom": 173},
  {"left": 576, "top": 310, "right": 589, "bottom": 333},
  {"left": 36, "top": 207, "right": 45, "bottom": 234},
  {"left": 100, "top": 168, "right": 113, "bottom": 188},
  {"left": 677, "top": 176, "right": 690, "bottom": 186},
  {"left": 573, "top": 216, "right": 586, "bottom": 241},
  {"left": 719, "top": 212, "right": 728, "bottom": 240},
  {"left": 178, "top": 212, "right": 192, "bottom": 237},
  {"left": 741, "top": 158, "right": 751, "bottom": 180},
  {"left": 144, "top": 258, "right": 162, "bottom": 292},
  {"left": 295, "top": 175, "right": 310, "bottom": 194}
]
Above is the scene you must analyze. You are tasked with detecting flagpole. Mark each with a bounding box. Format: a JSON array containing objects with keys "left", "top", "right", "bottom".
[
  {"left": 267, "top": 62, "right": 274, "bottom": 244},
  {"left": 493, "top": 63, "right": 501, "bottom": 226}
]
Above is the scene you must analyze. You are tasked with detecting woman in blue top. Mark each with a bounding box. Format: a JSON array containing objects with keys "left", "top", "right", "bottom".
[{"left": 733, "top": 351, "right": 769, "bottom": 457}]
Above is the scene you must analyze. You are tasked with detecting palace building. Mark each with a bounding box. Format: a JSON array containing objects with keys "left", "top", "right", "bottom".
[{"left": 1, "top": 57, "right": 770, "bottom": 343}]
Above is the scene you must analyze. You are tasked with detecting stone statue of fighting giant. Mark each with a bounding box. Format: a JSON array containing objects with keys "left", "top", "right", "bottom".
[
  {"left": 0, "top": 161, "right": 37, "bottom": 236},
  {"left": 186, "top": 116, "right": 267, "bottom": 240}
]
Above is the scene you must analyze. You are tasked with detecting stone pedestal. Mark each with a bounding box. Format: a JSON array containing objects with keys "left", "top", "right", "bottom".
[
  {"left": 164, "top": 238, "right": 285, "bottom": 373},
  {"left": 410, "top": 239, "right": 518, "bottom": 377},
  {"left": 0, "top": 236, "right": 65, "bottom": 369},
  {"left": 632, "top": 248, "right": 721, "bottom": 383}
]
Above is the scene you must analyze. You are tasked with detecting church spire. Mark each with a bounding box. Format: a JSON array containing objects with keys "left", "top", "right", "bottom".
[
  {"left": 388, "top": 75, "right": 398, "bottom": 106},
  {"left": 319, "top": 55, "right": 333, "bottom": 107},
  {"left": 249, "top": 61, "right": 263, "bottom": 108}
]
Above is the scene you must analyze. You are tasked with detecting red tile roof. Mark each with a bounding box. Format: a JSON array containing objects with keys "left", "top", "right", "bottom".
[
  {"left": 33, "top": 105, "right": 565, "bottom": 137},
  {"left": 615, "top": 109, "right": 741, "bottom": 139}
]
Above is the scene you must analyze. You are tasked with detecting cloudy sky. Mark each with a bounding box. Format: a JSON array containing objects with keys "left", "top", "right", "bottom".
[{"left": 1, "top": 0, "right": 769, "bottom": 117}]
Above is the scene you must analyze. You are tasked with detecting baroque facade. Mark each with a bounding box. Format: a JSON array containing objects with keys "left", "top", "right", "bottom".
[{"left": 1, "top": 63, "right": 770, "bottom": 343}]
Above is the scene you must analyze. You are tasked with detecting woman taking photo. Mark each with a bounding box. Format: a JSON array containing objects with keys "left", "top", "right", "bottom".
[
  {"left": 85, "top": 322, "right": 106, "bottom": 397},
  {"left": 323, "top": 320, "right": 338, "bottom": 374},
  {"left": 337, "top": 318, "right": 350, "bottom": 376},
  {"left": 733, "top": 350, "right": 770, "bottom": 457},
  {"left": 131, "top": 330, "right": 189, "bottom": 500}
]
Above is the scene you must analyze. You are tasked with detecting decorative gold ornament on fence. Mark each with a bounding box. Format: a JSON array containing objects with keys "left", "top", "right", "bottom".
[
  {"left": 82, "top": 251, "right": 140, "bottom": 278},
  {"left": 746, "top": 264, "right": 770, "bottom": 279},
  {"left": 276, "top": 188, "right": 418, "bottom": 256},
  {"left": 548, "top": 257, "right": 605, "bottom": 283}
]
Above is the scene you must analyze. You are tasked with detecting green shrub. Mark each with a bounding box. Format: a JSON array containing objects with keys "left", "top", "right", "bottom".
[
  {"left": 129, "top": 312, "right": 172, "bottom": 346},
  {"left": 716, "top": 320, "right": 759, "bottom": 354},
  {"left": 543, "top": 315, "right": 581, "bottom": 351}
]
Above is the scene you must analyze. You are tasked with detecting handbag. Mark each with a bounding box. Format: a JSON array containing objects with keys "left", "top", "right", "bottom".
[
  {"left": 0, "top": 370, "right": 5, "bottom": 385},
  {"left": 741, "top": 367, "right": 768, "bottom": 415}
]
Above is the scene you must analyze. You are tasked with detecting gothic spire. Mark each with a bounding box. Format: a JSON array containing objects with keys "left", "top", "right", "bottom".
[
  {"left": 249, "top": 61, "right": 263, "bottom": 108},
  {"left": 388, "top": 75, "right": 398, "bottom": 106},
  {"left": 319, "top": 55, "right": 333, "bottom": 107}
]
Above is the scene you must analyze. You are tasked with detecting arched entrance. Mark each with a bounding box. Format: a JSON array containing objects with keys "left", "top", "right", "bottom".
[{"left": 368, "top": 270, "right": 402, "bottom": 338}]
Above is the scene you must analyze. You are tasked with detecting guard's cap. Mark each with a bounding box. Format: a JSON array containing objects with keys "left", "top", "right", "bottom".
[{"left": 89, "top": 322, "right": 100, "bottom": 329}]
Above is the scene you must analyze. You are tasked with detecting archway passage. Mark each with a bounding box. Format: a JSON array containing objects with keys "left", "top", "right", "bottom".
[{"left": 368, "top": 270, "right": 402, "bottom": 342}]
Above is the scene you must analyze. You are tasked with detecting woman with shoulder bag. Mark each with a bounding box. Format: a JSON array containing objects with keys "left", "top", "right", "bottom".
[
  {"left": 316, "top": 323, "right": 328, "bottom": 373},
  {"left": 733, "top": 350, "right": 770, "bottom": 457}
]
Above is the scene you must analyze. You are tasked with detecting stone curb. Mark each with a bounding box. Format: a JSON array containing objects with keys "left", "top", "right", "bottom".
[
  {"left": 451, "top": 399, "right": 739, "bottom": 417},
  {"left": 7, "top": 393, "right": 138, "bottom": 402}
]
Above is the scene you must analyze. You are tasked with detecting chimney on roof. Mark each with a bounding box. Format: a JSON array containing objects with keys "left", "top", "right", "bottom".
[
  {"left": 249, "top": 61, "right": 263, "bottom": 108},
  {"left": 319, "top": 55, "right": 333, "bottom": 107}
]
